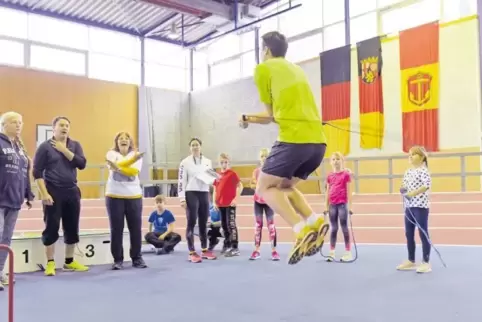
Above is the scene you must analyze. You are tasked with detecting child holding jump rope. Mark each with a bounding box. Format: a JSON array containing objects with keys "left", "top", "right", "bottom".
[
  {"left": 249, "top": 148, "right": 280, "bottom": 261},
  {"left": 324, "top": 152, "right": 353, "bottom": 262},
  {"left": 397, "top": 146, "right": 432, "bottom": 274}
]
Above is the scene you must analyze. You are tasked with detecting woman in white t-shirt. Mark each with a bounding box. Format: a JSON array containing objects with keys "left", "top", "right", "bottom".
[
  {"left": 178, "top": 138, "right": 218, "bottom": 263},
  {"left": 105, "top": 132, "right": 146, "bottom": 270}
]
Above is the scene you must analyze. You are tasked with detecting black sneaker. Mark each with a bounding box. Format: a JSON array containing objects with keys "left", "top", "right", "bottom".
[
  {"left": 155, "top": 248, "right": 169, "bottom": 255},
  {"left": 224, "top": 248, "right": 240, "bottom": 257},
  {"left": 132, "top": 257, "right": 147, "bottom": 268},
  {"left": 221, "top": 245, "right": 230, "bottom": 254},
  {"left": 111, "top": 261, "right": 123, "bottom": 270}
]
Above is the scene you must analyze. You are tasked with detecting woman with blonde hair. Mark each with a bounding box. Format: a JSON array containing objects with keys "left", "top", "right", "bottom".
[
  {"left": 0, "top": 111, "right": 34, "bottom": 291},
  {"left": 105, "top": 132, "right": 146, "bottom": 270},
  {"left": 249, "top": 148, "right": 280, "bottom": 261}
]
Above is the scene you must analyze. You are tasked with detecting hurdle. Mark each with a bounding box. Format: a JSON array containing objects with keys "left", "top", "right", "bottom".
[{"left": 0, "top": 244, "right": 14, "bottom": 322}]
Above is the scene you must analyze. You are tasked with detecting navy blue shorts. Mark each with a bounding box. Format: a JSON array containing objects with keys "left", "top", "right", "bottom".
[{"left": 261, "top": 142, "right": 326, "bottom": 180}]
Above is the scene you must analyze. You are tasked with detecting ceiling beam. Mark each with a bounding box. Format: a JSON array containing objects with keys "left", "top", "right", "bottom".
[{"left": 156, "top": 0, "right": 232, "bottom": 20}]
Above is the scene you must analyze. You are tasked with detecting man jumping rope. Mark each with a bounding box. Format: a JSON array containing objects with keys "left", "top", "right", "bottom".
[{"left": 239, "top": 31, "right": 328, "bottom": 265}]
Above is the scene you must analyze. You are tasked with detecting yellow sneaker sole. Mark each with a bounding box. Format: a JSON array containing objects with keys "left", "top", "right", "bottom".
[
  {"left": 306, "top": 223, "right": 330, "bottom": 257},
  {"left": 288, "top": 230, "right": 317, "bottom": 265}
]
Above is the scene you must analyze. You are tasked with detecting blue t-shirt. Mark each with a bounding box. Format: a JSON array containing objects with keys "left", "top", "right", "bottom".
[{"left": 148, "top": 210, "right": 175, "bottom": 234}]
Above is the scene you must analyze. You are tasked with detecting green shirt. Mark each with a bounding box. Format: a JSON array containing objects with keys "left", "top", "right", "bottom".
[{"left": 254, "top": 58, "right": 326, "bottom": 144}]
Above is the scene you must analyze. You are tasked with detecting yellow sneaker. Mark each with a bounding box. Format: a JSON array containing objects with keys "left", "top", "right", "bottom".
[
  {"left": 341, "top": 251, "right": 352, "bottom": 262},
  {"left": 305, "top": 216, "right": 330, "bottom": 257},
  {"left": 396, "top": 260, "right": 416, "bottom": 271},
  {"left": 287, "top": 226, "right": 317, "bottom": 265},
  {"left": 326, "top": 250, "right": 336, "bottom": 262},
  {"left": 45, "top": 261, "right": 56, "bottom": 276},
  {"left": 416, "top": 262, "right": 432, "bottom": 274},
  {"left": 63, "top": 260, "right": 89, "bottom": 272}
]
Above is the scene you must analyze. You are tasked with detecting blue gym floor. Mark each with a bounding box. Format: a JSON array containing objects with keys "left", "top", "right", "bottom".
[{"left": 1, "top": 244, "right": 481, "bottom": 322}]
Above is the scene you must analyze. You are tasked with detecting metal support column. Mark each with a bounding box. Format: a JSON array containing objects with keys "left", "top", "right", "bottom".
[
  {"left": 477, "top": 0, "right": 482, "bottom": 190},
  {"left": 189, "top": 48, "right": 194, "bottom": 91},
  {"left": 254, "top": 27, "right": 260, "bottom": 64},
  {"left": 344, "top": 0, "right": 351, "bottom": 46},
  {"left": 140, "top": 37, "right": 145, "bottom": 86}
]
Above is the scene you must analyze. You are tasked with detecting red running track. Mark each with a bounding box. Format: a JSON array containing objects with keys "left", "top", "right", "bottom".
[{"left": 14, "top": 193, "right": 482, "bottom": 245}]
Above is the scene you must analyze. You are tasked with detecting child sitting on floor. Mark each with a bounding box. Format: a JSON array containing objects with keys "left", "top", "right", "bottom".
[
  {"left": 144, "top": 194, "right": 181, "bottom": 255},
  {"left": 207, "top": 203, "right": 223, "bottom": 251}
]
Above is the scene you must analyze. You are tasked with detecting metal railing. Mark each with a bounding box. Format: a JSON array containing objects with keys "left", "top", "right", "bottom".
[
  {"left": 0, "top": 245, "right": 14, "bottom": 322},
  {"left": 30, "top": 151, "right": 482, "bottom": 197}
]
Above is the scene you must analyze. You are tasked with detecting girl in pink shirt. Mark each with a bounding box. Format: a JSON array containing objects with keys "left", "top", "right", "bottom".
[
  {"left": 249, "top": 148, "right": 280, "bottom": 261},
  {"left": 325, "top": 152, "right": 352, "bottom": 262}
]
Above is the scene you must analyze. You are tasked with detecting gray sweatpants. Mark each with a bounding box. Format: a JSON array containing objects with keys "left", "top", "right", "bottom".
[{"left": 0, "top": 208, "right": 19, "bottom": 272}]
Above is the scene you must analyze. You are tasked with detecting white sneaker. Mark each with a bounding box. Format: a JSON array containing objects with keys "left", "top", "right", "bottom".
[{"left": 1, "top": 272, "right": 15, "bottom": 285}]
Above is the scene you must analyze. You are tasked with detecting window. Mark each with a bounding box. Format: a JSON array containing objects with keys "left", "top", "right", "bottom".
[
  {"left": 193, "top": 69, "right": 209, "bottom": 91},
  {"left": 89, "top": 27, "right": 141, "bottom": 60},
  {"left": 89, "top": 53, "right": 140, "bottom": 84},
  {"left": 207, "top": 34, "right": 241, "bottom": 63},
  {"left": 145, "top": 63, "right": 187, "bottom": 91},
  {"left": 350, "top": 12, "right": 378, "bottom": 44},
  {"left": 240, "top": 30, "right": 255, "bottom": 52},
  {"left": 0, "top": 8, "right": 28, "bottom": 39},
  {"left": 323, "top": 0, "right": 345, "bottom": 25},
  {"left": 350, "top": 0, "right": 377, "bottom": 17},
  {"left": 0, "top": 40, "right": 24, "bottom": 67},
  {"left": 30, "top": 45, "right": 85, "bottom": 76},
  {"left": 442, "top": 0, "right": 477, "bottom": 22},
  {"left": 280, "top": 0, "right": 323, "bottom": 37},
  {"left": 193, "top": 50, "right": 208, "bottom": 69},
  {"left": 144, "top": 39, "right": 188, "bottom": 68},
  {"left": 210, "top": 58, "right": 241, "bottom": 86},
  {"left": 28, "top": 14, "right": 89, "bottom": 50},
  {"left": 377, "top": 0, "right": 405, "bottom": 8},
  {"left": 381, "top": 0, "right": 440, "bottom": 35},
  {"left": 323, "top": 22, "right": 346, "bottom": 51},
  {"left": 287, "top": 32, "right": 323, "bottom": 63},
  {"left": 258, "top": 16, "right": 280, "bottom": 38},
  {"left": 241, "top": 51, "right": 256, "bottom": 77}
]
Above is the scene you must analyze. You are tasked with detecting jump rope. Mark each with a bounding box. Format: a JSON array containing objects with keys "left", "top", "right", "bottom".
[{"left": 241, "top": 114, "right": 447, "bottom": 267}]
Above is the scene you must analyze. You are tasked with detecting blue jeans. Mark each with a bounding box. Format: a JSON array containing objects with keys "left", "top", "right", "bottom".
[
  {"left": 0, "top": 208, "right": 20, "bottom": 272},
  {"left": 404, "top": 207, "right": 430, "bottom": 263}
]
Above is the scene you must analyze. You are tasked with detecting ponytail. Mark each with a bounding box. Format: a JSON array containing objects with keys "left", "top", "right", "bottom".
[{"left": 16, "top": 136, "right": 27, "bottom": 155}]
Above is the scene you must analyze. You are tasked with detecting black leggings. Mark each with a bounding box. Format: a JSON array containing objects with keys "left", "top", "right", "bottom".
[
  {"left": 42, "top": 185, "right": 81, "bottom": 246},
  {"left": 328, "top": 203, "right": 350, "bottom": 250},
  {"left": 219, "top": 206, "right": 238, "bottom": 249},
  {"left": 404, "top": 207, "right": 430, "bottom": 263},
  {"left": 106, "top": 197, "right": 143, "bottom": 262},
  {"left": 185, "top": 191, "right": 210, "bottom": 252}
]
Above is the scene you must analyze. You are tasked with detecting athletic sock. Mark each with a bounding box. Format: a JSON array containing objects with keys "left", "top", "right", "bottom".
[
  {"left": 65, "top": 258, "right": 73, "bottom": 265},
  {"left": 47, "top": 259, "right": 54, "bottom": 263},
  {"left": 293, "top": 221, "right": 305, "bottom": 234},
  {"left": 306, "top": 213, "right": 321, "bottom": 226}
]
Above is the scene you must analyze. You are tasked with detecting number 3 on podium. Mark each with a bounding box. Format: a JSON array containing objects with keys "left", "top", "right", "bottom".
[{"left": 85, "top": 244, "right": 95, "bottom": 258}]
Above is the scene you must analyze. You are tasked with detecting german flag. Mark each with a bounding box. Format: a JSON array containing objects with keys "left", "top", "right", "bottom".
[
  {"left": 399, "top": 22, "right": 440, "bottom": 152},
  {"left": 320, "top": 45, "right": 351, "bottom": 156},
  {"left": 357, "top": 36, "right": 384, "bottom": 149}
]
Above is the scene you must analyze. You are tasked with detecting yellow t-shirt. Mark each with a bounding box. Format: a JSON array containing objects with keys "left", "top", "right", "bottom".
[{"left": 254, "top": 58, "right": 326, "bottom": 144}]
